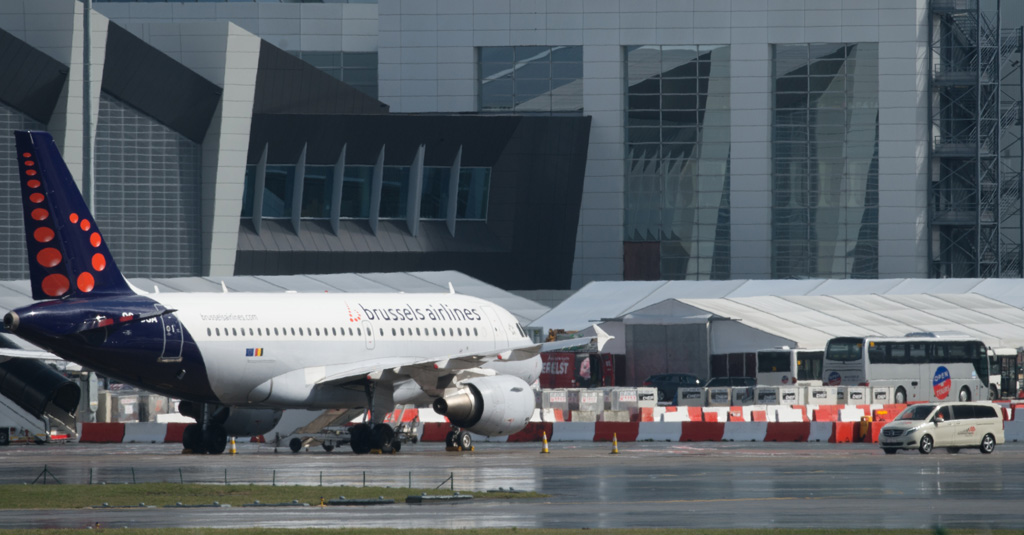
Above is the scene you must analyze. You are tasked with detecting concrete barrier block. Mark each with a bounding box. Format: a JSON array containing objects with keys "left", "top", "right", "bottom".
[
  {"left": 123, "top": 422, "right": 168, "bottom": 443},
  {"left": 807, "top": 422, "right": 833, "bottom": 442},
  {"left": 637, "top": 422, "right": 683, "bottom": 441},
  {"left": 551, "top": 422, "right": 595, "bottom": 441},
  {"left": 722, "top": 422, "right": 767, "bottom": 442}
]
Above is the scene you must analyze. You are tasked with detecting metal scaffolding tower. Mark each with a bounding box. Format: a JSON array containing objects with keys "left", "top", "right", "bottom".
[{"left": 930, "top": 0, "right": 1023, "bottom": 277}]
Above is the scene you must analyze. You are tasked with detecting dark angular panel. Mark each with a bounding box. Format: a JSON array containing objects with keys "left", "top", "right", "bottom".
[
  {"left": 0, "top": 29, "right": 68, "bottom": 123},
  {"left": 102, "top": 24, "right": 220, "bottom": 144}
]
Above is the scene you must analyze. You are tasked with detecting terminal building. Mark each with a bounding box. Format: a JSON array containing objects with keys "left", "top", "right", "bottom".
[{"left": 1, "top": 0, "right": 1023, "bottom": 292}]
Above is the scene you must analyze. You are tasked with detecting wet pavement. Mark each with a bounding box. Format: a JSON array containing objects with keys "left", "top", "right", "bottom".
[{"left": 1, "top": 440, "right": 1023, "bottom": 530}]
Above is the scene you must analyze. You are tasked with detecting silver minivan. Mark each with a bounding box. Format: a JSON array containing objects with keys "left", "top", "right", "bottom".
[{"left": 879, "top": 402, "right": 1004, "bottom": 455}]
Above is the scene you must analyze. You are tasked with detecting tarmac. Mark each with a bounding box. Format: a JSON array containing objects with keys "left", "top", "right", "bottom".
[{"left": 1, "top": 440, "right": 1023, "bottom": 530}]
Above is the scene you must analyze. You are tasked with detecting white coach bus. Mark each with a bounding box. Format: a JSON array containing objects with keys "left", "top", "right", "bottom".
[
  {"left": 755, "top": 347, "right": 823, "bottom": 386},
  {"left": 822, "top": 333, "right": 992, "bottom": 404}
]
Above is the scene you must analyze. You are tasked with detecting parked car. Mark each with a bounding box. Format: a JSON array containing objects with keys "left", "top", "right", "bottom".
[
  {"left": 879, "top": 401, "right": 1004, "bottom": 455},
  {"left": 704, "top": 376, "right": 756, "bottom": 388},
  {"left": 642, "top": 373, "right": 703, "bottom": 402}
]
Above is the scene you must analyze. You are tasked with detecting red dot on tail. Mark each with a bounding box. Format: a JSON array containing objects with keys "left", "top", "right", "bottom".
[
  {"left": 90, "top": 232, "right": 102, "bottom": 247},
  {"left": 25, "top": 169, "right": 37, "bottom": 176},
  {"left": 80, "top": 220, "right": 91, "bottom": 231},
  {"left": 92, "top": 253, "right": 106, "bottom": 272},
  {"left": 36, "top": 247, "right": 62, "bottom": 268},
  {"left": 69, "top": 213, "right": 79, "bottom": 224},
  {"left": 41, "top": 274, "right": 69, "bottom": 297},
  {"left": 29, "top": 193, "right": 44, "bottom": 204},
  {"left": 24, "top": 160, "right": 34, "bottom": 167},
  {"left": 22, "top": 152, "right": 31, "bottom": 158},
  {"left": 27, "top": 179, "right": 40, "bottom": 188},
  {"left": 77, "top": 272, "right": 95, "bottom": 293},
  {"left": 33, "top": 227, "right": 54, "bottom": 243},
  {"left": 31, "top": 208, "right": 49, "bottom": 221}
]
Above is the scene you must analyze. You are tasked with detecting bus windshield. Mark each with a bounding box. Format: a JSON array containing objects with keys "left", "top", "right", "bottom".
[{"left": 825, "top": 338, "right": 863, "bottom": 362}]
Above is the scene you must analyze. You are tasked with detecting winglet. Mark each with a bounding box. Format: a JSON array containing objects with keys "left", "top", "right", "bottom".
[
  {"left": 448, "top": 282, "right": 455, "bottom": 294},
  {"left": 14, "top": 131, "right": 133, "bottom": 300}
]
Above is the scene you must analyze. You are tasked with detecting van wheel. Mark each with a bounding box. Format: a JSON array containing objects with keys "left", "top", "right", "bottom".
[
  {"left": 918, "top": 434, "right": 934, "bottom": 454},
  {"left": 883, "top": 448, "right": 898, "bottom": 454},
  {"left": 894, "top": 387, "right": 907, "bottom": 404},
  {"left": 958, "top": 387, "right": 970, "bottom": 402},
  {"left": 946, "top": 447, "right": 959, "bottom": 454},
  {"left": 980, "top": 433, "right": 996, "bottom": 454}
]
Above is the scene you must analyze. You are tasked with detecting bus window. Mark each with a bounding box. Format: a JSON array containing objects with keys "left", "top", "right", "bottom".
[
  {"left": 826, "top": 339, "right": 863, "bottom": 361},
  {"left": 757, "top": 351, "right": 791, "bottom": 373},
  {"left": 797, "top": 351, "right": 823, "bottom": 381}
]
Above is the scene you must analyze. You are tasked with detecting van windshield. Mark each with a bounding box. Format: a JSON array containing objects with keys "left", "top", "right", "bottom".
[{"left": 896, "top": 404, "right": 936, "bottom": 421}]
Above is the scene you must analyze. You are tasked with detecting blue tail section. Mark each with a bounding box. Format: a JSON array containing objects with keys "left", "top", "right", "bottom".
[{"left": 14, "top": 131, "right": 133, "bottom": 300}]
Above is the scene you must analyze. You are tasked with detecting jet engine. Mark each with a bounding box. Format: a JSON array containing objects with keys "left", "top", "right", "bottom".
[{"left": 432, "top": 375, "right": 534, "bottom": 436}]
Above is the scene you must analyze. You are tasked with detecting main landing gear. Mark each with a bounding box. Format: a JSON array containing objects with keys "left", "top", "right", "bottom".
[
  {"left": 445, "top": 428, "right": 473, "bottom": 451},
  {"left": 179, "top": 401, "right": 228, "bottom": 455},
  {"left": 348, "top": 380, "right": 401, "bottom": 454}
]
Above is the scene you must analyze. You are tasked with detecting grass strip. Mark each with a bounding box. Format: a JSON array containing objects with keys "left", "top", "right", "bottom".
[
  {"left": 9, "top": 524, "right": 1024, "bottom": 528},
  {"left": 0, "top": 483, "right": 542, "bottom": 509}
]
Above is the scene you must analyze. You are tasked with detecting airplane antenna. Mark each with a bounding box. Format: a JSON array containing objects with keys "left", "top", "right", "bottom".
[
  {"left": 221, "top": 281, "right": 228, "bottom": 293},
  {"left": 448, "top": 282, "right": 455, "bottom": 294},
  {"left": 154, "top": 286, "right": 160, "bottom": 294}
]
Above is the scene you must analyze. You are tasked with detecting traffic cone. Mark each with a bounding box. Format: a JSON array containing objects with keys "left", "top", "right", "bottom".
[
  {"left": 229, "top": 437, "right": 237, "bottom": 455},
  {"left": 541, "top": 431, "right": 550, "bottom": 454},
  {"left": 610, "top": 432, "right": 619, "bottom": 454}
]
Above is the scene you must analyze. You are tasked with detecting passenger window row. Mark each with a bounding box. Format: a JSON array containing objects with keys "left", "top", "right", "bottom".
[
  {"left": 950, "top": 404, "right": 999, "bottom": 420},
  {"left": 204, "top": 325, "right": 480, "bottom": 339}
]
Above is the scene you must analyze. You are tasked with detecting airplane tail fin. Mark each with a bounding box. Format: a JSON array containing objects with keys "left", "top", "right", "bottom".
[{"left": 14, "top": 131, "right": 133, "bottom": 300}]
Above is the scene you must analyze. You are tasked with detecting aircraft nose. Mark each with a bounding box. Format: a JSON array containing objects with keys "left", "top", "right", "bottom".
[{"left": 3, "top": 311, "right": 19, "bottom": 332}]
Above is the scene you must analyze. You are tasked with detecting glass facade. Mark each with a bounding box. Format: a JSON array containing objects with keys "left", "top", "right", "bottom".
[
  {"left": 241, "top": 162, "right": 490, "bottom": 222},
  {"left": 0, "top": 103, "right": 44, "bottom": 280},
  {"left": 301, "top": 165, "right": 334, "bottom": 218},
  {"left": 624, "top": 45, "right": 731, "bottom": 280},
  {"left": 290, "top": 51, "right": 379, "bottom": 99},
  {"left": 95, "top": 93, "right": 202, "bottom": 277},
  {"left": 772, "top": 43, "right": 879, "bottom": 279},
  {"left": 479, "top": 46, "right": 583, "bottom": 113}
]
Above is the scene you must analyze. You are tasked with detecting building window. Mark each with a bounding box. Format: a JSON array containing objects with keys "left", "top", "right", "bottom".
[
  {"left": 771, "top": 43, "right": 879, "bottom": 279},
  {"left": 457, "top": 168, "right": 490, "bottom": 220},
  {"left": 289, "top": 51, "right": 379, "bottom": 100},
  {"left": 262, "top": 165, "right": 294, "bottom": 218},
  {"left": 479, "top": 46, "right": 583, "bottom": 113},
  {"left": 420, "top": 167, "right": 450, "bottom": 220},
  {"left": 379, "top": 166, "right": 410, "bottom": 219},
  {"left": 624, "top": 45, "right": 731, "bottom": 281},
  {"left": 301, "top": 165, "right": 334, "bottom": 219},
  {"left": 341, "top": 165, "right": 373, "bottom": 218}
]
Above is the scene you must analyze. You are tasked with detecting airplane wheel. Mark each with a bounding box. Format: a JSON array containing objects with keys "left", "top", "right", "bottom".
[
  {"left": 373, "top": 424, "right": 395, "bottom": 453},
  {"left": 350, "top": 424, "right": 372, "bottom": 454},
  {"left": 290, "top": 438, "right": 303, "bottom": 453},
  {"left": 445, "top": 430, "right": 458, "bottom": 448},
  {"left": 391, "top": 440, "right": 402, "bottom": 453},
  {"left": 0, "top": 429, "right": 9, "bottom": 446},
  {"left": 203, "top": 427, "right": 227, "bottom": 455},
  {"left": 183, "top": 424, "right": 205, "bottom": 453},
  {"left": 322, "top": 444, "right": 335, "bottom": 453},
  {"left": 456, "top": 431, "right": 472, "bottom": 450}
]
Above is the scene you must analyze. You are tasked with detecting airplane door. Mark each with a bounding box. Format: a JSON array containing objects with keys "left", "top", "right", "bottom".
[
  {"left": 362, "top": 321, "right": 375, "bottom": 350},
  {"left": 482, "top": 307, "right": 507, "bottom": 349},
  {"left": 157, "top": 307, "right": 183, "bottom": 362}
]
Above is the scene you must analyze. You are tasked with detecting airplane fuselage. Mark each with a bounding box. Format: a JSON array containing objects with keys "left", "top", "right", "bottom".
[{"left": 8, "top": 291, "right": 536, "bottom": 409}]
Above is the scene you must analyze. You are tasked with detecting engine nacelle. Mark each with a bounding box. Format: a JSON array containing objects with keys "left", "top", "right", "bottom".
[{"left": 432, "top": 375, "right": 535, "bottom": 437}]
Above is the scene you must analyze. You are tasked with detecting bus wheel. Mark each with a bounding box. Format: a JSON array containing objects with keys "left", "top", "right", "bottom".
[
  {"left": 958, "top": 387, "right": 970, "bottom": 402},
  {"left": 989, "top": 385, "right": 999, "bottom": 400},
  {"left": 918, "top": 434, "right": 934, "bottom": 454},
  {"left": 894, "top": 387, "right": 907, "bottom": 404}
]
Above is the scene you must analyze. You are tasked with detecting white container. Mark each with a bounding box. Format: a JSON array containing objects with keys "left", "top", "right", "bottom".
[
  {"left": 871, "top": 386, "right": 894, "bottom": 404},
  {"left": 706, "top": 387, "right": 732, "bottom": 407},
  {"left": 840, "top": 386, "right": 869, "bottom": 404},
  {"left": 778, "top": 387, "right": 801, "bottom": 405},
  {"left": 731, "top": 387, "right": 756, "bottom": 405},
  {"left": 608, "top": 388, "right": 639, "bottom": 412},
  {"left": 636, "top": 387, "right": 658, "bottom": 408},
  {"left": 806, "top": 386, "right": 837, "bottom": 405},
  {"left": 542, "top": 390, "right": 570, "bottom": 411},
  {"left": 578, "top": 390, "right": 604, "bottom": 413},
  {"left": 676, "top": 387, "right": 705, "bottom": 407},
  {"left": 755, "top": 387, "right": 780, "bottom": 405}
]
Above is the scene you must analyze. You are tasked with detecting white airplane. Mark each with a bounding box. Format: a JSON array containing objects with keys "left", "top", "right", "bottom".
[{"left": 1, "top": 130, "right": 609, "bottom": 454}]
